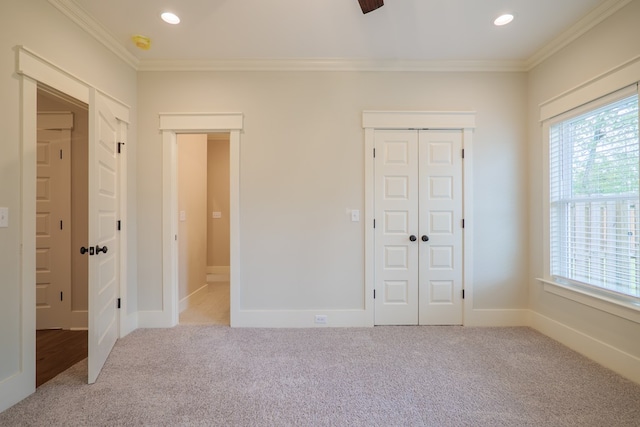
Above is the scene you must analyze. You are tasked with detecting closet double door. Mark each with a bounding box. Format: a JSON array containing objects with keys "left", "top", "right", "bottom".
[{"left": 374, "top": 129, "right": 463, "bottom": 325}]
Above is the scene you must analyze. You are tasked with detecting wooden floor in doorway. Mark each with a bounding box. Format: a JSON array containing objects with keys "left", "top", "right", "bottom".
[{"left": 36, "top": 329, "right": 87, "bottom": 387}]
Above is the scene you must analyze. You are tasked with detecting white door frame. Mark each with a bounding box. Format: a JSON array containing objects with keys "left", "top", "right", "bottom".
[
  {"left": 159, "top": 113, "right": 243, "bottom": 327},
  {"left": 10, "top": 46, "right": 130, "bottom": 409},
  {"left": 363, "top": 111, "right": 476, "bottom": 326}
]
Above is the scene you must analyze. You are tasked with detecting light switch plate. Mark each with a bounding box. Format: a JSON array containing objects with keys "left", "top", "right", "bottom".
[
  {"left": 179, "top": 210, "right": 186, "bottom": 222},
  {"left": 0, "top": 207, "right": 8, "bottom": 228},
  {"left": 351, "top": 209, "right": 360, "bottom": 222},
  {"left": 212, "top": 212, "right": 222, "bottom": 219}
]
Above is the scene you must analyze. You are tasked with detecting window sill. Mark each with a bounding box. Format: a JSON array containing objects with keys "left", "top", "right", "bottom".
[{"left": 536, "top": 278, "right": 640, "bottom": 324}]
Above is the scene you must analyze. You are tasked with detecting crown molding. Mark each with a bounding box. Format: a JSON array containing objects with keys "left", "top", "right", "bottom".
[
  {"left": 526, "top": 0, "right": 633, "bottom": 71},
  {"left": 47, "top": 0, "right": 139, "bottom": 70},
  {"left": 137, "top": 58, "right": 527, "bottom": 73},
  {"left": 50, "top": 0, "right": 629, "bottom": 74}
]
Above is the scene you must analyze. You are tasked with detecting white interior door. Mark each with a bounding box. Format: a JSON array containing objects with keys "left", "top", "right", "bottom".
[
  {"left": 374, "top": 130, "right": 420, "bottom": 325},
  {"left": 374, "top": 129, "right": 463, "bottom": 325},
  {"left": 35, "top": 123, "right": 72, "bottom": 330},
  {"left": 418, "top": 130, "right": 463, "bottom": 325},
  {"left": 88, "top": 91, "right": 120, "bottom": 383}
]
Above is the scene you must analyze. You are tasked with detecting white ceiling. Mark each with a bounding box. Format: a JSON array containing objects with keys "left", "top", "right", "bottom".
[{"left": 57, "top": 0, "right": 625, "bottom": 70}]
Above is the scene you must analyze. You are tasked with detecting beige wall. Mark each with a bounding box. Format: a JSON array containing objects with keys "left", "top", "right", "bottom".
[
  {"left": 37, "top": 90, "right": 89, "bottom": 319},
  {"left": 207, "top": 135, "right": 230, "bottom": 267},
  {"left": 137, "top": 71, "right": 528, "bottom": 312},
  {"left": 527, "top": 1, "right": 640, "bottom": 359},
  {"left": 178, "top": 134, "right": 208, "bottom": 300}
]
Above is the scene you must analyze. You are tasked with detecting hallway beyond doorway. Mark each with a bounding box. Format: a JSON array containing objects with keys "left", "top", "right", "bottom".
[{"left": 179, "top": 281, "right": 230, "bottom": 325}]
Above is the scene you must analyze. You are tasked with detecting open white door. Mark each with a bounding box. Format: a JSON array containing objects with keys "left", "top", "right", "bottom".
[{"left": 88, "top": 90, "right": 120, "bottom": 383}]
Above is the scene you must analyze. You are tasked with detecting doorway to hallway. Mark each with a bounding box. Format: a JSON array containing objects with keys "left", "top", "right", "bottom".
[{"left": 177, "top": 133, "right": 231, "bottom": 326}]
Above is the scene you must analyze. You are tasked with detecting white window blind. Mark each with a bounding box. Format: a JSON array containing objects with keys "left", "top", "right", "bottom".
[{"left": 550, "top": 92, "right": 640, "bottom": 299}]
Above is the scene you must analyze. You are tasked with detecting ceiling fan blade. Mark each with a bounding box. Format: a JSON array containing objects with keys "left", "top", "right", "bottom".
[{"left": 358, "top": 0, "right": 384, "bottom": 14}]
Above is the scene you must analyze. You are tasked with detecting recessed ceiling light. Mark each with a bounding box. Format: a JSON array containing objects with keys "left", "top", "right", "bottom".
[
  {"left": 161, "top": 12, "right": 180, "bottom": 25},
  {"left": 494, "top": 14, "right": 514, "bottom": 26}
]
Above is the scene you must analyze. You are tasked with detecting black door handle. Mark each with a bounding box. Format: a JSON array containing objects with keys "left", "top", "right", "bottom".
[
  {"left": 96, "top": 245, "right": 108, "bottom": 254},
  {"left": 80, "top": 246, "right": 89, "bottom": 255},
  {"left": 422, "top": 235, "right": 429, "bottom": 242},
  {"left": 409, "top": 235, "right": 417, "bottom": 242}
]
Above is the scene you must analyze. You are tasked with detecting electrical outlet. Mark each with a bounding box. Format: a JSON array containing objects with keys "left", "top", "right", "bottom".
[{"left": 314, "top": 314, "right": 328, "bottom": 324}]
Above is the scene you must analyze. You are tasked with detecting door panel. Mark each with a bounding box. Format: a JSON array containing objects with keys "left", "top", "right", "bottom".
[
  {"left": 36, "top": 127, "right": 71, "bottom": 330},
  {"left": 88, "top": 91, "right": 119, "bottom": 384},
  {"left": 374, "top": 130, "right": 463, "bottom": 326},
  {"left": 374, "top": 130, "right": 419, "bottom": 325},
  {"left": 418, "top": 130, "right": 463, "bottom": 325}
]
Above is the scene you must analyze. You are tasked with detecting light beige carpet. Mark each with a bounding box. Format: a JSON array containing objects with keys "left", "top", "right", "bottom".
[{"left": 1, "top": 326, "right": 639, "bottom": 426}]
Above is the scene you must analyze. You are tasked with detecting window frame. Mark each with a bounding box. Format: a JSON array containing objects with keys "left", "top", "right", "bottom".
[{"left": 541, "top": 85, "right": 640, "bottom": 323}]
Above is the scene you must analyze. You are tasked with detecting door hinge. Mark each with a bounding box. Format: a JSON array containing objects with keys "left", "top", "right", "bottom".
[
  {"left": 373, "top": 148, "right": 376, "bottom": 158},
  {"left": 117, "top": 220, "right": 121, "bottom": 231},
  {"left": 462, "top": 149, "right": 465, "bottom": 159},
  {"left": 117, "top": 298, "right": 121, "bottom": 309},
  {"left": 117, "top": 142, "right": 125, "bottom": 153},
  {"left": 462, "top": 219, "right": 465, "bottom": 228},
  {"left": 60, "top": 220, "right": 63, "bottom": 230},
  {"left": 60, "top": 149, "right": 63, "bottom": 160},
  {"left": 373, "top": 219, "right": 376, "bottom": 228},
  {"left": 462, "top": 289, "right": 465, "bottom": 299},
  {"left": 374, "top": 289, "right": 376, "bottom": 299},
  {"left": 60, "top": 292, "right": 63, "bottom": 301}
]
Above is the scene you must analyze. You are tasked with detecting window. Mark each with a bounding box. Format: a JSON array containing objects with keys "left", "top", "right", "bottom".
[{"left": 549, "top": 90, "right": 639, "bottom": 299}]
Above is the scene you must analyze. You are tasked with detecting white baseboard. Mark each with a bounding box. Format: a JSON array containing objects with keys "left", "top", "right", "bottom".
[
  {"left": 530, "top": 311, "right": 640, "bottom": 385},
  {"left": 120, "top": 311, "right": 138, "bottom": 338},
  {"left": 0, "top": 370, "right": 34, "bottom": 413},
  {"left": 464, "top": 308, "right": 530, "bottom": 327},
  {"left": 137, "top": 310, "right": 177, "bottom": 328},
  {"left": 179, "top": 284, "right": 208, "bottom": 313},
  {"left": 70, "top": 310, "right": 87, "bottom": 330},
  {"left": 207, "top": 265, "right": 229, "bottom": 282},
  {"left": 231, "top": 309, "right": 373, "bottom": 328}
]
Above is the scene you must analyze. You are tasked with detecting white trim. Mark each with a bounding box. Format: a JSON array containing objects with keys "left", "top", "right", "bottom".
[
  {"left": 47, "top": 0, "right": 629, "bottom": 73},
  {"left": 17, "top": 47, "right": 131, "bottom": 120},
  {"left": 139, "top": 58, "right": 527, "bottom": 73},
  {"left": 0, "top": 75, "right": 39, "bottom": 414},
  {"left": 363, "top": 111, "right": 476, "bottom": 130},
  {"left": 363, "top": 111, "right": 475, "bottom": 326},
  {"left": 526, "top": 0, "right": 633, "bottom": 71},
  {"left": 159, "top": 113, "right": 243, "bottom": 132},
  {"left": 6, "top": 48, "right": 131, "bottom": 411},
  {"left": 156, "top": 113, "right": 243, "bottom": 329},
  {"left": 531, "top": 311, "right": 640, "bottom": 384},
  {"left": 538, "top": 279, "right": 640, "bottom": 324},
  {"left": 207, "top": 266, "right": 230, "bottom": 275},
  {"left": 179, "top": 284, "right": 209, "bottom": 313},
  {"left": 540, "top": 55, "right": 640, "bottom": 121},
  {"left": 232, "top": 310, "right": 372, "bottom": 328},
  {"left": 47, "top": 0, "right": 139, "bottom": 70},
  {"left": 464, "top": 309, "right": 530, "bottom": 327},
  {"left": 36, "top": 112, "right": 74, "bottom": 129},
  {"left": 71, "top": 310, "right": 88, "bottom": 330}
]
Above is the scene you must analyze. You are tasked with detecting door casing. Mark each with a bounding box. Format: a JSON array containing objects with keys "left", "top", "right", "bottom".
[
  {"left": 363, "top": 111, "right": 476, "bottom": 326},
  {"left": 11, "top": 47, "right": 130, "bottom": 410},
  {"left": 158, "top": 113, "right": 243, "bottom": 328}
]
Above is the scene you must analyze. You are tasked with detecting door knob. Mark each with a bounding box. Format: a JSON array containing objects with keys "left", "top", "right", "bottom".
[
  {"left": 80, "top": 246, "right": 89, "bottom": 255},
  {"left": 422, "top": 235, "right": 429, "bottom": 242},
  {"left": 96, "top": 245, "right": 108, "bottom": 254},
  {"left": 409, "top": 235, "right": 417, "bottom": 242}
]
